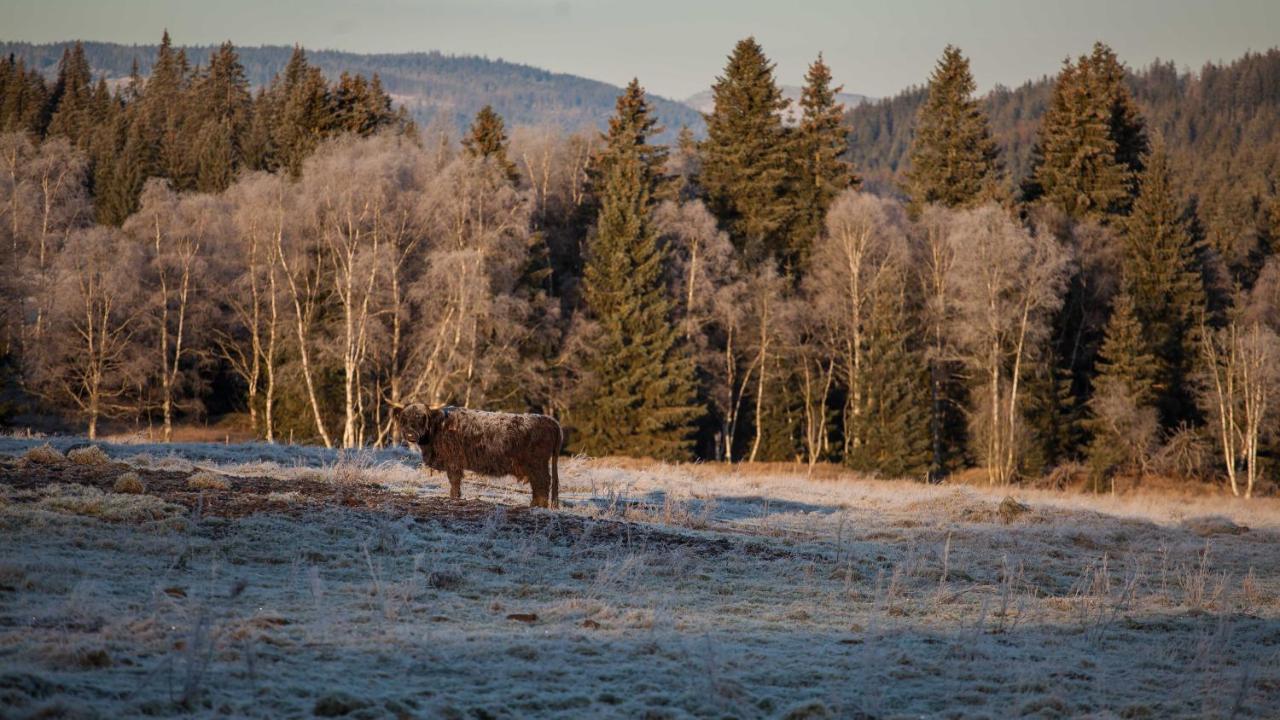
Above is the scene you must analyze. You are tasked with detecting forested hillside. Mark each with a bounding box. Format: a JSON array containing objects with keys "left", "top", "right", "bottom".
[
  {"left": 0, "top": 39, "right": 705, "bottom": 139},
  {"left": 847, "top": 50, "right": 1280, "bottom": 259}
]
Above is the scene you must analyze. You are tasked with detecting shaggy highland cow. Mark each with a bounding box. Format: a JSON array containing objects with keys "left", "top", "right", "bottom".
[{"left": 394, "top": 404, "right": 563, "bottom": 507}]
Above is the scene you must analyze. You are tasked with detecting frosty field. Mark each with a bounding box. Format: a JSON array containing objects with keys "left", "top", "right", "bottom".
[{"left": 1, "top": 437, "right": 1279, "bottom": 719}]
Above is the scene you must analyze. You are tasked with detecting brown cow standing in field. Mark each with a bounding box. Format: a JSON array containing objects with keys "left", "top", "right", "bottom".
[{"left": 394, "top": 404, "right": 563, "bottom": 507}]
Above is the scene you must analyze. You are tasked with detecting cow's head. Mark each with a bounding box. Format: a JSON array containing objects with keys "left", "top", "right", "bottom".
[{"left": 393, "top": 403, "right": 445, "bottom": 446}]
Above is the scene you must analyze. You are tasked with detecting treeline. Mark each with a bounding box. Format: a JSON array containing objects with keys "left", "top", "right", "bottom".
[
  {"left": 3, "top": 35, "right": 1279, "bottom": 496},
  {"left": 0, "top": 39, "right": 706, "bottom": 141},
  {"left": 0, "top": 33, "right": 415, "bottom": 225},
  {"left": 847, "top": 48, "right": 1280, "bottom": 280}
]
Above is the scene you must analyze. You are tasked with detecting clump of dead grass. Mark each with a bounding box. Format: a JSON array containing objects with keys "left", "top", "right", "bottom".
[
  {"left": 186, "top": 471, "right": 230, "bottom": 491},
  {"left": 22, "top": 443, "right": 66, "bottom": 465},
  {"left": 67, "top": 445, "right": 111, "bottom": 466},
  {"left": 112, "top": 472, "right": 145, "bottom": 494},
  {"left": 31, "top": 483, "right": 185, "bottom": 522}
]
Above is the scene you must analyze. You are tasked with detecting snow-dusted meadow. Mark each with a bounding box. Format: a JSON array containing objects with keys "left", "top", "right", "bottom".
[{"left": 1, "top": 435, "right": 1278, "bottom": 718}]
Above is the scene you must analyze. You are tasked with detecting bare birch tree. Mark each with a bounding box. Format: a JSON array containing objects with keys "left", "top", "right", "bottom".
[
  {"left": 1198, "top": 315, "right": 1280, "bottom": 498},
  {"left": 944, "top": 206, "right": 1071, "bottom": 485},
  {"left": 806, "top": 191, "right": 909, "bottom": 457},
  {"left": 125, "top": 180, "right": 220, "bottom": 441},
  {"left": 32, "top": 227, "right": 146, "bottom": 438}
]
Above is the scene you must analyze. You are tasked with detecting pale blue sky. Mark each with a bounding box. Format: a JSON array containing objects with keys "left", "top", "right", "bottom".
[{"left": 2, "top": 0, "right": 1277, "bottom": 100}]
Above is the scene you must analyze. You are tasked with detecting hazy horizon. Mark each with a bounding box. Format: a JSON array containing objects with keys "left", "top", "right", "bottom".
[{"left": 3, "top": 0, "right": 1278, "bottom": 101}]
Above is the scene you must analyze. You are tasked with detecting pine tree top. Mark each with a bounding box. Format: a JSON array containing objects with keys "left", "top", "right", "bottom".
[
  {"left": 905, "top": 44, "right": 1001, "bottom": 210},
  {"left": 463, "top": 105, "right": 519, "bottom": 181}
]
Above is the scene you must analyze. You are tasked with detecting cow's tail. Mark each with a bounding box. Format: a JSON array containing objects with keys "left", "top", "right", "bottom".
[{"left": 551, "top": 421, "right": 563, "bottom": 507}]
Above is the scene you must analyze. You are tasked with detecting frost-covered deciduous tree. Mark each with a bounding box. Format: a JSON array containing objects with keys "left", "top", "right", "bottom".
[
  {"left": 125, "top": 180, "right": 221, "bottom": 442},
  {"left": 1198, "top": 310, "right": 1280, "bottom": 498},
  {"left": 806, "top": 191, "right": 909, "bottom": 459},
  {"left": 944, "top": 206, "right": 1071, "bottom": 484},
  {"left": 33, "top": 227, "right": 146, "bottom": 438}
]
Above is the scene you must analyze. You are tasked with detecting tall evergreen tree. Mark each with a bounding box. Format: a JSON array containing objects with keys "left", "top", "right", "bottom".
[
  {"left": 1084, "top": 290, "right": 1160, "bottom": 481},
  {"left": 1093, "top": 291, "right": 1157, "bottom": 404},
  {"left": 594, "top": 79, "right": 668, "bottom": 186},
  {"left": 272, "top": 46, "right": 331, "bottom": 177},
  {"left": 1121, "top": 148, "right": 1206, "bottom": 426},
  {"left": 1026, "top": 43, "right": 1147, "bottom": 220},
  {"left": 846, "top": 282, "right": 932, "bottom": 477},
  {"left": 462, "top": 104, "right": 518, "bottom": 182},
  {"left": 905, "top": 45, "right": 1001, "bottom": 211},
  {"left": 789, "top": 54, "right": 858, "bottom": 264},
  {"left": 46, "top": 42, "right": 95, "bottom": 149},
  {"left": 191, "top": 42, "right": 252, "bottom": 192},
  {"left": 701, "top": 37, "right": 793, "bottom": 261},
  {"left": 0, "top": 54, "right": 48, "bottom": 134},
  {"left": 575, "top": 87, "right": 700, "bottom": 460}
]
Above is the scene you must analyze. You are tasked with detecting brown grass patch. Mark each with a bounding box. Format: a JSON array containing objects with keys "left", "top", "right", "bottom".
[
  {"left": 186, "top": 471, "right": 231, "bottom": 491},
  {"left": 22, "top": 444, "right": 66, "bottom": 465},
  {"left": 66, "top": 446, "right": 111, "bottom": 466},
  {"left": 112, "top": 472, "right": 145, "bottom": 494}
]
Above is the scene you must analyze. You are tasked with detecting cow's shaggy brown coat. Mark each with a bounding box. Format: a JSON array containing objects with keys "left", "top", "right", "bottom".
[{"left": 394, "top": 404, "right": 563, "bottom": 507}]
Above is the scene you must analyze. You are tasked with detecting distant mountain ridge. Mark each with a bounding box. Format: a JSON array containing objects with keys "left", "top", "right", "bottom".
[
  {"left": 0, "top": 40, "right": 706, "bottom": 142},
  {"left": 683, "top": 86, "right": 873, "bottom": 124}
]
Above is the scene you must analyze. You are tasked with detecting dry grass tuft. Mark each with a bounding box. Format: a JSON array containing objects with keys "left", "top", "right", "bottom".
[
  {"left": 1180, "top": 515, "right": 1248, "bottom": 537},
  {"left": 30, "top": 483, "right": 185, "bottom": 522},
  {"left": 112, "top": 472, "right": 145, "bottom": 495},
  {"left": 66, "top": 445, "right": 111, "bottom": 466},
  {"left": 22, "top": 443, "right": 66, "bottom": 465},
  {"left": 186, "top": 471, "right": 231, "bottom": 491},
  {"left": 997, "top": 496, "right": 1031, "bottom": 523}
]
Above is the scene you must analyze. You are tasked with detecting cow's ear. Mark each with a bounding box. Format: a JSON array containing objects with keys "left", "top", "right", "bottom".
[{"left": 426, "top": 407, "right": 446, "bottom": 436}]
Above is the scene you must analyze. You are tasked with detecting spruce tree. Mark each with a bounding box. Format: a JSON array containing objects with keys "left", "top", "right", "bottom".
[
  {"left": 1085, "top": 290, "right": 1159, "bottom": 481},
  {"left": 847, "top": 283, "right": 932, "bottom": 477},
  {"left": 594, "top": 79, "right": 668, "bottom": 186},
  {"left": 273, "top": 46, "right": 332, "bottom": 177},
  {"left": 701, "top": 37, "right": 793, "bottom": 261},
  {"left": 46, "top": 42, "right": 95, "bottom": 149},
  {"left": 1026, "top": 44, "right": 1147, "bottom": 220},
  {"left": 463, "top": 104, "right": 519, "bottom": 182},
  {"left": 575, "top": 88, "right": 700, "bottom": 460},
  {"left": 191, "top": 42, "right": 251, "bottom": 192},
  {"left": 789, "top": 54, "right": 858, "bottom": 265},
  {"left": 905, "top": 45, "right": 1001, "bottom": 211},
  {"left": 1095, "top": 291, "right": 1157, "bottom": 404},
  {"left": 1121, "top": 148, "right": 1206, "bottom": 426}
]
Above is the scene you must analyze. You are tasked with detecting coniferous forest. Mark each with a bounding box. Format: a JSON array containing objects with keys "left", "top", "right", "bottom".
[{"left": 4, "top": 33, "right": 1280, "bottom": 496}]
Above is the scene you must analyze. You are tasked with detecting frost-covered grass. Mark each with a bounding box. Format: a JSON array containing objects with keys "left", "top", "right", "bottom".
[{"left": 1, "top": 439, "right": 1279, "bottom": 718}]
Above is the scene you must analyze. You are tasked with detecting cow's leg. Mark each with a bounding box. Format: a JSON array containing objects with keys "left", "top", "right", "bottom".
[
  {"left": 527, "top": 466, "right": 551, "bottom": 508},
  {"left": 446, "top": 469, "right": 463, "bottom": 500}
]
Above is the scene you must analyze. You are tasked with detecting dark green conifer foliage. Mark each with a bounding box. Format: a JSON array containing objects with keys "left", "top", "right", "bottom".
[
  {"left": 575, "top": 86, "right": 700, "bottom": 461},
  {"left": 1026, "top": 43, "right": 1147, "bottom": 220},
  {"left": 273, "top": 46, "right": 332, "bottom": 177},
  {"left": 191, "top": 42, "right": 251, "bottom": 192},
  {"left": 594, "top": 79, "right": 668, "bottom": 186},
  {"left": 905, "top": 45, "right": 1000, "bottom": 211},
  {"left": 790, "top": 54, "right": 859, "bottom": 264},
  {"left": 463, "top": 104, "right": 519, "bottom": 182},
  {"left": 0, "top": 54, "right": 49, "bottom": 133},
  {"left": 1121, "top": 148, "right": 1206, "bottom": 426},
  {"left": 1084, "top": 290, "right": 1159, "bottom": 481},
  {"left": 701, "top": 37, "right": 793, "bottom": 261},
  {"left": 1093, "top": 291, "right": 1157, "bottom": 405},
  {"left": 846, "top": 283, "right": 932, "bottom": 477},
  {"left": 46, "top": 42, "right": 96, "bottom": 149}
]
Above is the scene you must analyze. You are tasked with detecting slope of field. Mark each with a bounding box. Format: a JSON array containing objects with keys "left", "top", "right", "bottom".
[
  {"left": 1, "top": 436, "right": 1278, "bottom": 718},
  {"left": 0, "top": 40, "right": 706, "bottom": 140}
]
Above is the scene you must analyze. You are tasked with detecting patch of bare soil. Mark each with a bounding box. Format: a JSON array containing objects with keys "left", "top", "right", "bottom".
[{"left": 0, "top": 457, "right": 798, "bottom": 560}]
